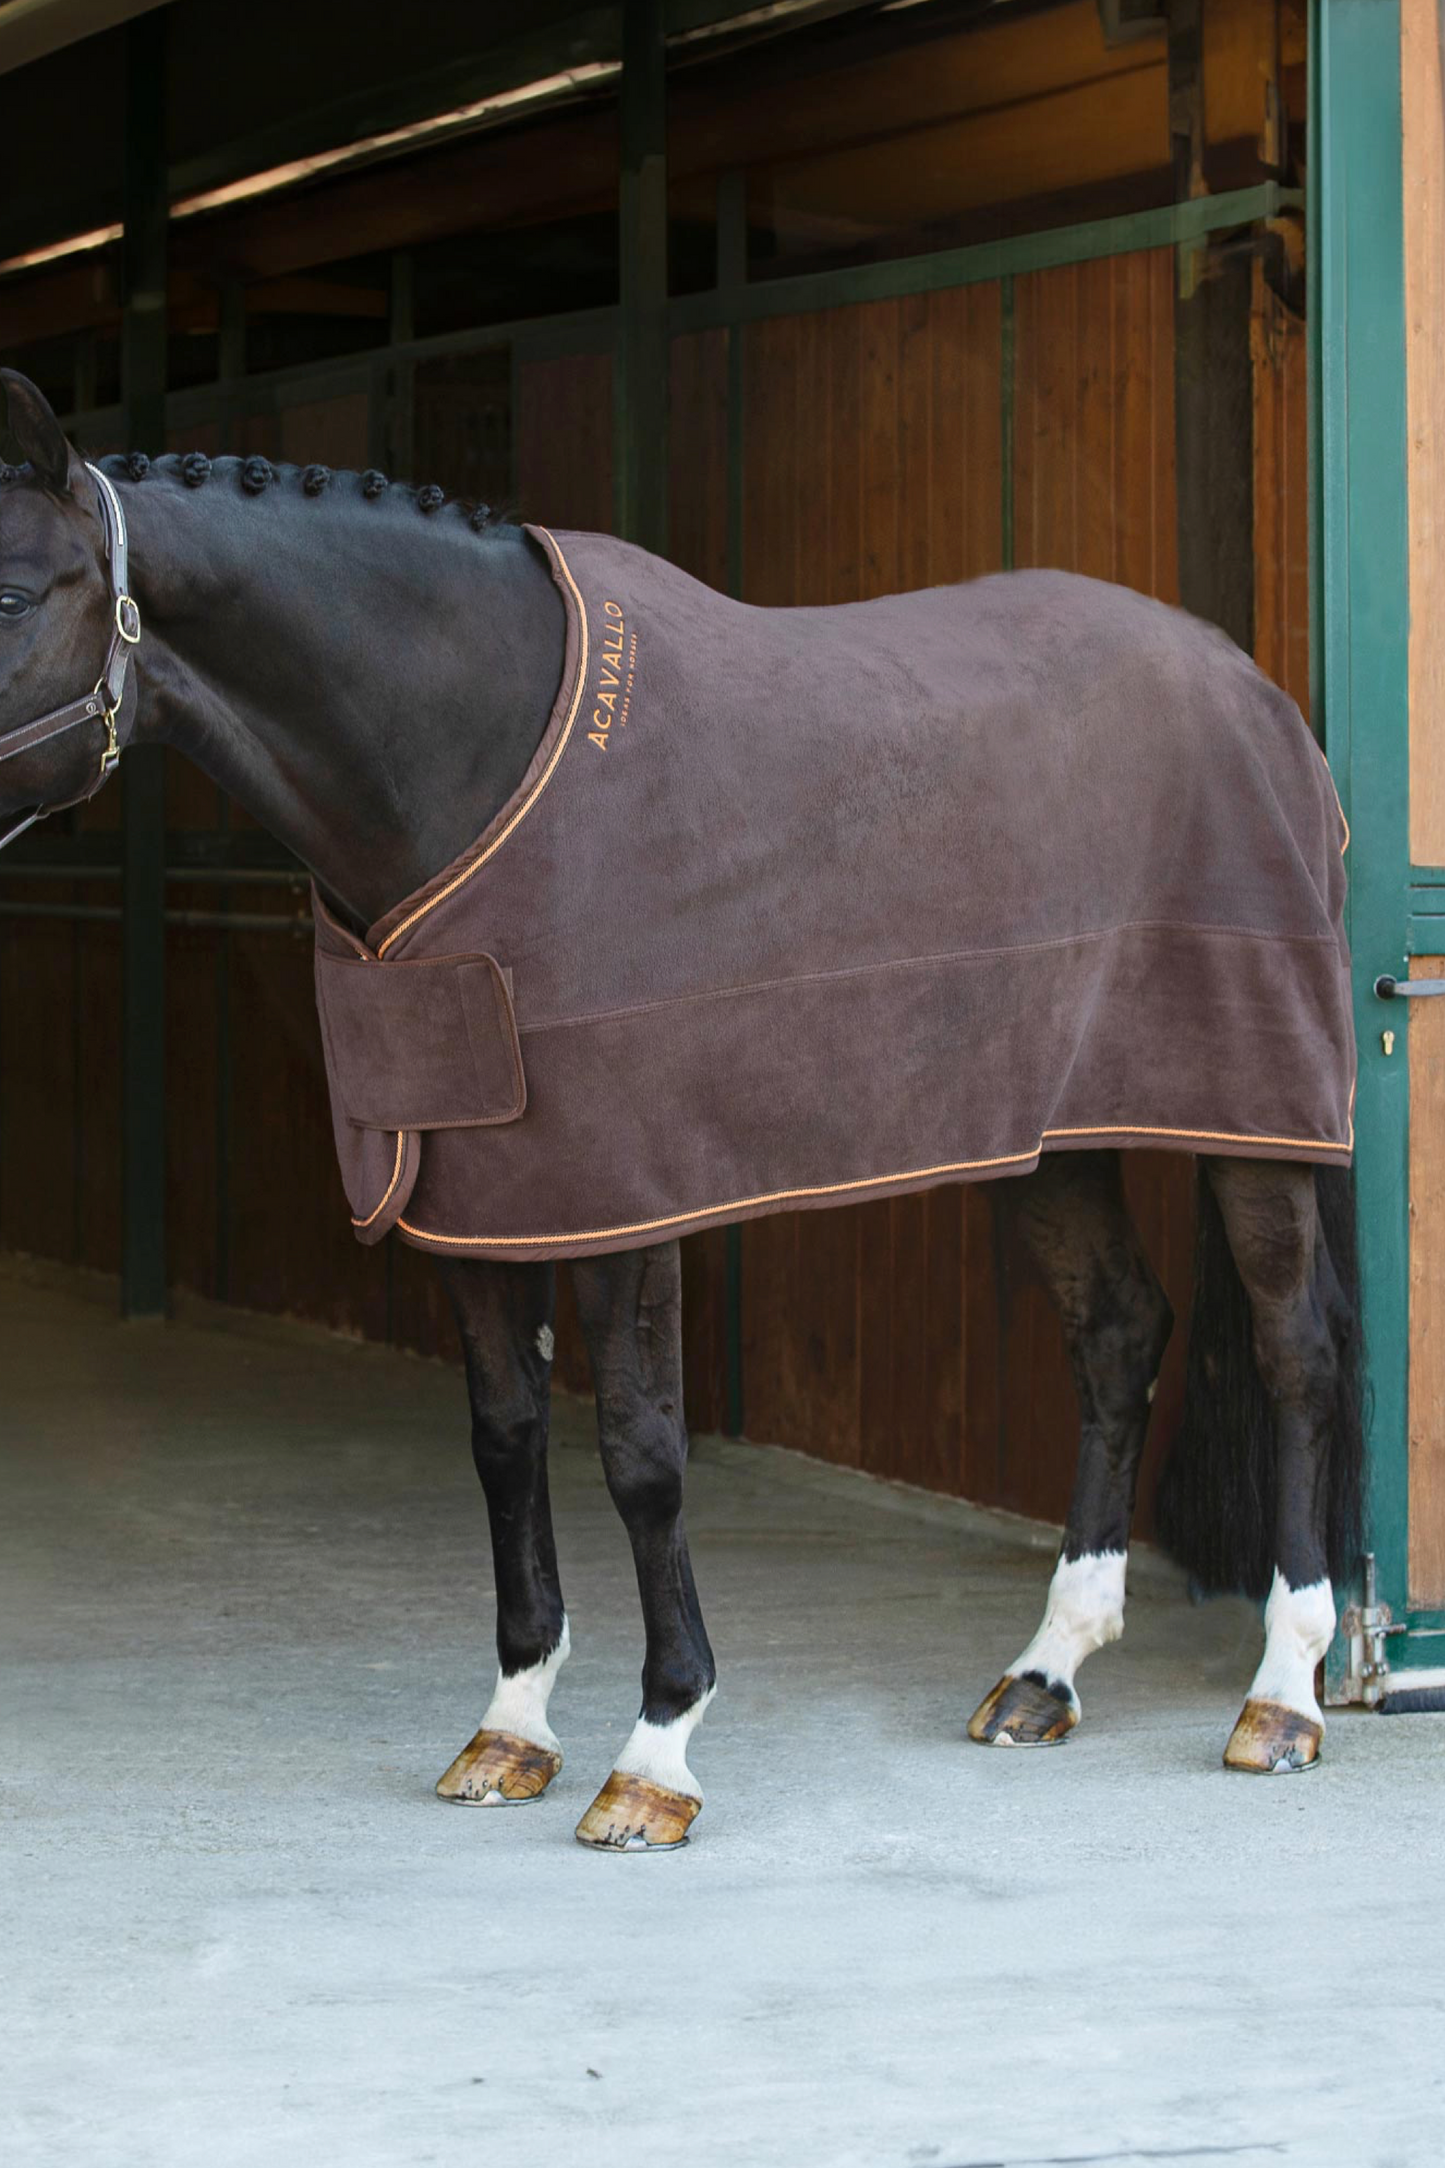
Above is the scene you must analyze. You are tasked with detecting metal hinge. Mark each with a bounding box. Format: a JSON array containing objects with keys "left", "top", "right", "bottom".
[{"left": 1331, "top": 1553, "right": 1408, "bottom": 1706}]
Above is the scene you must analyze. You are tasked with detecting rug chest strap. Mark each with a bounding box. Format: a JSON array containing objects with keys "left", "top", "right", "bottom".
[{"left": 315, "top": 947, "right": 526, "bottom": 1132}]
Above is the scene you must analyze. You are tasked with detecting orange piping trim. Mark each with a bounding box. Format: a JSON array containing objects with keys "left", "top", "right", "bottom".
[
  {"left": 351, "top": 1131, "right": 406, "bottom": 1229},
  {"left": 396, "top": 1119, "right": 1352, "bottom": 1250},
  {"left": 375, "top": 528, "right": 588, "bottom": 958},
  {"left": 1312, "top": 737, "right": 1350, "bottom": 855}
]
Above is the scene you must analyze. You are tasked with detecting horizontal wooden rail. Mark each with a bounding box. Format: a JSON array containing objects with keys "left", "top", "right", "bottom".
[
  {"left": 669, "top": 183, "right": 1302, "bottom": 331},
  {"left": 0, "top": 899, "right": 313, "bottom": 933},
  {"left": 61, "top": 183, "right": 1300, "bottom": 442}
]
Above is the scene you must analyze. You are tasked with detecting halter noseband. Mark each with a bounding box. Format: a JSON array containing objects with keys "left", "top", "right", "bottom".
[{"left": 0, "top": 461, "right": 141, "bottom": 853}]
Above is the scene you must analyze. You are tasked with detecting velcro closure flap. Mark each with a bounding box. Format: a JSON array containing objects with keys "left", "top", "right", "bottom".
[{"left": 316, "top": 948, "right": 526, "bottom": 1131}]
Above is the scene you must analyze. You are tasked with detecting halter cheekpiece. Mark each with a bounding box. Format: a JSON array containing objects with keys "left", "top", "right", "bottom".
[{"left": 0, "top": 461, "right": 141, "bottom": 852}]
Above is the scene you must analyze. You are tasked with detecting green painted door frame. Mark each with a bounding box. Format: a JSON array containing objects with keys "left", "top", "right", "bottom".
[{"left": 1313, "top": 0, "right": 1445, "bottom": 1688}]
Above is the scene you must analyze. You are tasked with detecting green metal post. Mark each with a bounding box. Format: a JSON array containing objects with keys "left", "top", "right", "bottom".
[
  {"left": 615, "top": 0, "right": 669, "bottom": 553},
  {"left": 1313, "top": 0, "right": 1412, "bottom": 1681},
  {"left": 120, "top": 9, "right": 169, "bottom": 1319}
]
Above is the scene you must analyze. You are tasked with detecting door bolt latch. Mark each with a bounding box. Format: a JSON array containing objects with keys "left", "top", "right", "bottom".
[{"left": 1334, "top": 1552, "right": 1408, "bottom": 1706}]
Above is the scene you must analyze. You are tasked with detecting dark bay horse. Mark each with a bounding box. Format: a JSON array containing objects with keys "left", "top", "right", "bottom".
[{"left": 0, "top": 371, "right": 1362, "bottom": 1849}]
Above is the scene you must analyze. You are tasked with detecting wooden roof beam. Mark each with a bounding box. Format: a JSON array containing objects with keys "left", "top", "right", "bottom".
[{"left": 0, "top": 0, "right": 165, "bottom": 77}]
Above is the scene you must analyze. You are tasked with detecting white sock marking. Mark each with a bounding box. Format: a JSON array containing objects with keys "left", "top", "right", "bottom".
[
  {"left": 611, "top": 1687, "right": 716, "bottom": 1802},
  {"left": 1007, "top": 1549, "right": 1128, "bottom": 1714},
  {"left": 479, "top": 1617, "right": 570, "bottom": 1750},
  {"left": 1248, "top": 1572, "right": 1334, "bottom": 1723}
]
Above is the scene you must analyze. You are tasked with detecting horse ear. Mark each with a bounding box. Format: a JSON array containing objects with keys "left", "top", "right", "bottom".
[{"left": 0, "top": 369, "right": 78, "bottom": 498}]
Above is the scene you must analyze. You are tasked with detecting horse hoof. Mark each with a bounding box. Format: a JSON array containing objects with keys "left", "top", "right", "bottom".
[
  {"left": 435, "top": 1728, "right": 562, "bottom": 1805},
  {"left": 574, "top": 1771, "right": 701, "bottom": 1851},
  {"left": 1223, "top": 1699, "right": 1322, "bottom": 1775},
  {"left": 967, "top": 1671, "right": 1078, "bottom": 1747}
]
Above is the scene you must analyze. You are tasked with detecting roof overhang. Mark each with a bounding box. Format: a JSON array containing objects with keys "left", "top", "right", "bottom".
[
  {"left": 0, "top": 0, "right": 933, "bottom": 80},
  {"left": 0, "top": 0, "right": 168, "bottom": 75}
]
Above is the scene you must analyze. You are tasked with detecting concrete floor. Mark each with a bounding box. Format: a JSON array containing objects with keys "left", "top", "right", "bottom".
[{"left": 3, "top": 1265, "right": 1445, "bottom": 2168}]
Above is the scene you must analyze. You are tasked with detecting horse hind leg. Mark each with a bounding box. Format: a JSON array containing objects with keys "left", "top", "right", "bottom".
[
  {"left": 969, "top": 1152, "right": 1173, "bottom": 1747},
  {"left": 432, "top": 1258, "right": 570, "bottom": 1806},
  {"left": 1203, "top": 1158, "right": 1350, "bottom": 1775}
]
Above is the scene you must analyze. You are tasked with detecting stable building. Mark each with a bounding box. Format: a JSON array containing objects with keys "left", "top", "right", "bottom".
[{"left": 0, "top": 0, "right": 1440, "bottom": 1702}]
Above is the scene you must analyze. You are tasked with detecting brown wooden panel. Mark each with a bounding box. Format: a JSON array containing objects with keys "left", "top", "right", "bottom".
[
  {"left": 960, "top": 1185, "right": 1003, "bottom": 1502},
  {"left": 669, "top": 331, "right": 729, "bottom": 594},
  {"left": 1403, "top": 0, "right": 1445, "bottom": 861},
  {"left": 1201, "top": 0, "right": 1281, "bottom": 175},
  {"left": 278, "top": 390, "right": 371, "bottom": 472},
  {"left": 1252, "top": 264, "right": 1310, "bottom": 717},
  {"left": 513, "top": 353, "right": 614, "bottom": 534},
  {"left": 1409, "top": 958, "right": 1445, "bottom": 1603},
  {"left": 679, "top": 1230, "right": 728, "bottom": 1437},
  {"left": 387, "top": 1237, "right": 463, "bottom": 1367},
  {"left": 74, "top": 920, "right": 122, "bottom": 1275},
  {"left": 164, "top": 922, "right": 222, "bottom": 1302},
  {"left": 0, "top": 912, "right": 77, "bottom": 1263},
  {"left": 1404, "top": 0, "right": 1445, "bottom": 1604},
  {"left": 414, "top": 351, "right": 511, "bottom": 508},
  {"left": 239, "top": 411, "right": 283, "bottom": 460},
  {"left": 1014, "top": 246, "right": 1177, "bottom": 600}
]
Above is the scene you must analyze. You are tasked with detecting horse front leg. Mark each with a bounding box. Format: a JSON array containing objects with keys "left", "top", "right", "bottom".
[
  {"left": 432, "top": 1257, "right": 570, "bottom": 1806},
  {"left": 571, "top": 1240, "right": 717, "bottom": 1851},
  {"left": 969, "top": 1152, "right": 1173, "bottom": 1746}
]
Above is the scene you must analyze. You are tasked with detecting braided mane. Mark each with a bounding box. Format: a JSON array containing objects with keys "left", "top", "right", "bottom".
[{"left": 85, "top": 449, "right": 510, "bottom": 532}]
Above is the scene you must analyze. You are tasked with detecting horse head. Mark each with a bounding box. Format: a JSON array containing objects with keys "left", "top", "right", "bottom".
[{"left": 0, "top": 370, "right": 139, "bottom": 847}]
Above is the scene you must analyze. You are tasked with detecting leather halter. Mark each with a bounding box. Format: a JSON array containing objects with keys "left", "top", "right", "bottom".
[{"left": 0, "top": 461, "right": 141, "bottom": 853}]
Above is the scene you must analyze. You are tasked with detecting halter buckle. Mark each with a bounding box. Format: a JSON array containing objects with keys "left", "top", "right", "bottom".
[{"left": 115, "top": 593, "right": 141, "bottom": 644}]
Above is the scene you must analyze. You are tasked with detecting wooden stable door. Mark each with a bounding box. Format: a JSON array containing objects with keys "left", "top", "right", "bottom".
[
  {"left": 1402, "top": 0, "right": 1445, "bottom": 1636},
  {"left": 1321, "top": 0, "right": 1445, "bottom": 1695}
]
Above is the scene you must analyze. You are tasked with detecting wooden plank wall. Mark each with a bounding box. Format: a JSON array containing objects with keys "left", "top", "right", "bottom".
[
  {"left": 1401, "top": 0, "right": 1445, "bottom": 1605},
  {"left": 0, "top": 244, "right": 1314, "bottom": 1527},
  {"left": 1404, "top": 0, "right": 1445, "bottom": 865},
  {"left": 1251, "top": 263, "right": 1310, "bottom": 717}
]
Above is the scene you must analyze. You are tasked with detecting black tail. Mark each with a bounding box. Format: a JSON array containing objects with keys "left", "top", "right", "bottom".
[{"left": 1155, "top": 1164, "right": 1364, "bottom": 1599}]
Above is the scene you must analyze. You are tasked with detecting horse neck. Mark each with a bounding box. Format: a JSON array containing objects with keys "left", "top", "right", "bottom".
[{"left": 116, "top": 465, "right": 566, "bottom": 928}]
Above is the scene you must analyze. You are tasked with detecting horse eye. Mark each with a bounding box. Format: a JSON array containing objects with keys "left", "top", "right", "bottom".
[{"left": 0, "top": 590, "right": 33, "bottom": 621}]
